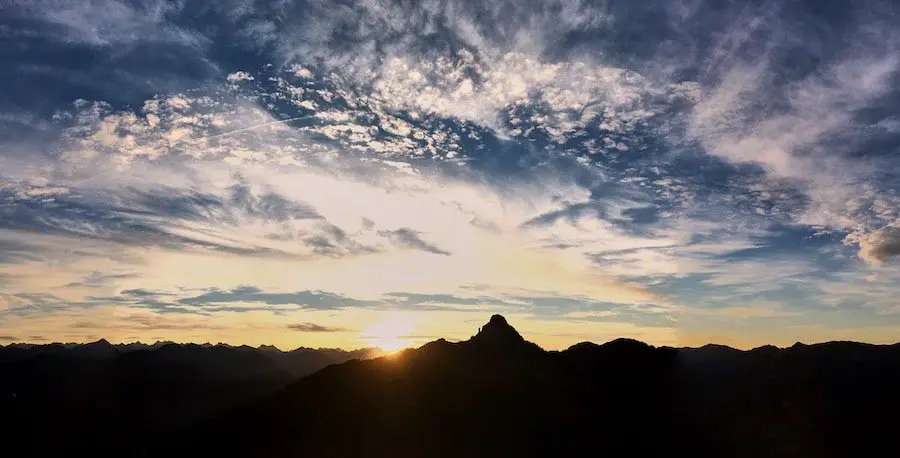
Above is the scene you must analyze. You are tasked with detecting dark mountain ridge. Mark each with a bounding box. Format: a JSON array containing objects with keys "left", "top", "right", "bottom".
[
  {"left": 153, "top": 315, "right": 900, "bottom": 458},
  {"left": 0, "top": 341, "right": 380, "bottom": 456},
  {"left": 4, "top": 315, "right": 899, "bottom": 458}
]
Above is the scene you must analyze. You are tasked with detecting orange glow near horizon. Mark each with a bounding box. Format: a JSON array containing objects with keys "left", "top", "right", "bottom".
[{"left": 360, "top": 313, "right": 417, "bottom": 352}]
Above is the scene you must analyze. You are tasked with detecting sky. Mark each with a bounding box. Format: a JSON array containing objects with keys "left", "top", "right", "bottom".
[{"left": 2, "top": 0, "right": 900, "bottom": 351}]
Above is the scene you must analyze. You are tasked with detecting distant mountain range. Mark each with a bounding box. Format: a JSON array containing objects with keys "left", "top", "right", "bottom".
[
  {"left": 1, "top": 339, "right": 379, "bottom": 456},
  {"left": 0, "top": 339, "right": 380, "bottom": 375},
  {"left": 4, "top": 315, "right": 899, "bottom": 458}
]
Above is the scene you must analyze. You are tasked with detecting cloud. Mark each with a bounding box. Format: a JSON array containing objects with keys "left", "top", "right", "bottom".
[
  {"left": 0, "top": 177, "right": 337, "bottom": 261},
  {"left": 12, "top": 0, "right": 206, "bottom": 48},
  {"left": 0, "top": 237, "right": 44, "bottom": 264},
  {"left": 14, "top": 185, "right": 69, "bottom": 199},
  {"left": 0, "top": 335, "right": 18, "bottom": 342},
  {"left": 0, "top": 197, "right": 292, "bottom": 259},
  {"left": 685, "top": 302, "right": 801, "bottom": 320},
  {"left": 685, "top": 13, "right": 900, "bottom": 265},
  {"left": 0, "top": 79, "right": 668, "bottom": 307},
  {"left": 565, "top": 311, "right": 617, "bottom": 319},
  {"left": 287, "top": 322, "right": 350, "bottom": 333},
  {"left": 224, "top": 183, "right": 321, "bottom": 222},
  {"left": 121, "top": 288, "right": 173, "bottom": 298},
  {"left": 4, "top": 0, "right": 900, "bottom": 347},
  {"left": 0, "top": 292, "right": 67, "bottom": 314},
  {"left": 177, "top": 286, "right": 370, "bottom": 310},
  {"left": 378, "top": 228, "right": 451, "bottom": 256},
  {"left": 363, "top": 51, "right": 678, "bottom": 140},
  {"left": 857, "top": 226, "right": 900, "bottom": 266},
  {"left": 226, "top": 71, "right": 254, "bottom": 83},
  {"left": 272, "top": 0, "right": 611, "bottom": 65},
  {"left": 815, "top": 268, "right": 900, "bottom": 313},
  {"left": 65, "top": 271, "right": 139, "bottom": 288},
  {"left": 118, "top": 314, "right": 219, "bottom": 332}
]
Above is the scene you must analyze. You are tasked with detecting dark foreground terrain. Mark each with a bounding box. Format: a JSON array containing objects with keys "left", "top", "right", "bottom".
[
  {"left": 4, "top": 315, "right": 899, "bottom": 457},
  {"left": 0, "top": 339, "right": 377, "bottom": 455}
]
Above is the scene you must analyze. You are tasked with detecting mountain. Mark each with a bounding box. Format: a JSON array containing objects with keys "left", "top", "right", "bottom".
[
  {"left": 0, "top": 339, "right": 379, "bottom": 367},
  {"left": 148, "top": 315, "right": 900, "bottom": 458},
  {"left": 0, "top": 341, "right": 379, "bottom": 456},
  {"left": 4, "top": 316, "right": 900, "bottom": 458}
]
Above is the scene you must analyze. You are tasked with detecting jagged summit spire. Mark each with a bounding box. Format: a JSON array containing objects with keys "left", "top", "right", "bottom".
[
  {"left": 470, "top": 314, "right": 526, "bottom": 346},
  {"left": 487, "top": 314, "right": 509, "bottom": 327}
]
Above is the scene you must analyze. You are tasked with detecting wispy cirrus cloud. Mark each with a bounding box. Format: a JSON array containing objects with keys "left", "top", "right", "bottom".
[
  {"left": 9, "top": 0, "right": 206, "bottom": 48},
  {"left": 378, "top": 228, "right": 451, "bottom": 256},
  {"left": 287, "top": 322, "right": 350, "bottom": 333},
  {"left": 176, "top": 286, "right": 369, "bottom": 310},
  {"left": 65, "top": 271, "right": 139, "bottom": 288}
]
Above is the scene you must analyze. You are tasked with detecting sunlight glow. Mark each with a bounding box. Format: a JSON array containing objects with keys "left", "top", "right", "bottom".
[{"left": 361, "top": 313, "right": 416, "bottom": 352}]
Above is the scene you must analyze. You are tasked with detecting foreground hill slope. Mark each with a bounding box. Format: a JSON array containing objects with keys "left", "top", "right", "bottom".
[
  {"left": 0, "top": 341, "right": 377, "bottom": 455},
  {"left": 155, "top": 315, "right": 900, "bottom": 458}
]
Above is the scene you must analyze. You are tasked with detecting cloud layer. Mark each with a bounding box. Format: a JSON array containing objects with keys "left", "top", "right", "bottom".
[{"left": 3, "top": 0, "right": 900, "bottom": 349}]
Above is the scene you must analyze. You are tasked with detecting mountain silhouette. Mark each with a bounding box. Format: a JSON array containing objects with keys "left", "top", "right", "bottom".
[
  {"left": 4, "top": 316, "right": 900, "bottom": 458},
  {"left": 143, "top": 316, "right": 900, "bottom": 458},
  {"left": 0, "top": 341, "right": 379, "bottom": 456},
  {"left": 471, "top": 314, "right": 523, "bottom": 341},
  {"left": 467, "top": 314, "right": 543, "bottom": 355}
]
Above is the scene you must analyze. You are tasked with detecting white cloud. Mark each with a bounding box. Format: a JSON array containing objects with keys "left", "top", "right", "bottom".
[
  {"left": 689, "top": 45, "right": 900, "bottom": 265},
  {"left": 226, "top": 71, "right": 255, "bottom": 83},
  {"left": 7, "top": 0, "right": 900, "bottom": 346},
  {"left": 3, "top": 86, "right": 678, "bottom": 309},
  {"left": 9, "top": 185, "right": 69, "bottom": 199},
  {"left": 367, "top": 51, "right": 678, "bottom": 138},
  {"left": 273, "top": 0, "right": 611, "bottom": 65},
  {"left": 243, "top": 0, "right": 695, "bottom": 147},
  {"left": 288, "top": 64, "right": 313, "bottom": 79},
  {"left": 15, "top": 0, "right": 206, "bottom": 48},
  {"left": 855, "top": 225, "right": 900, "bottom": 267}
]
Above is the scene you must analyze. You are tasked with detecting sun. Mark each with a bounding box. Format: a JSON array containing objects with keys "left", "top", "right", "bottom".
[{"left": 362, "top": 313, "right": 416, "bottom": 353}]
